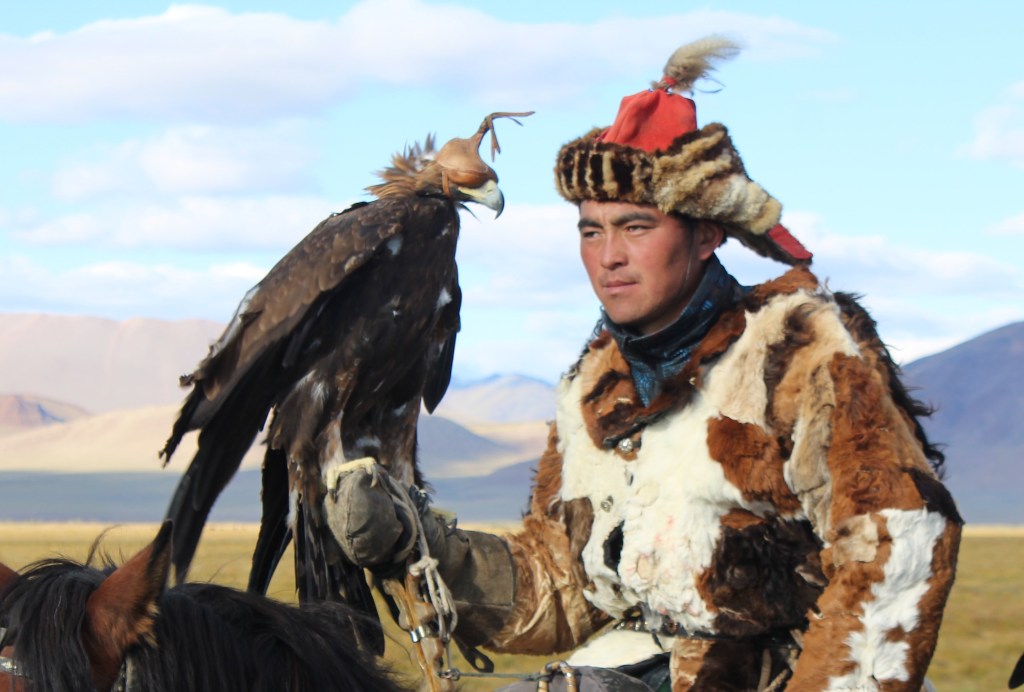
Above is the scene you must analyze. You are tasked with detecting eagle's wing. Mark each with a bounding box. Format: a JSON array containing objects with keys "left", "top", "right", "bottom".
[
  {"left": 162, "top": 199, "right": 416, "bottom": 582},
  {"left": 164, "top": 201, "right": 396, "bottom": 453},
  {"left": 423, "top": 269, "right": 462, "bottom": 414}
]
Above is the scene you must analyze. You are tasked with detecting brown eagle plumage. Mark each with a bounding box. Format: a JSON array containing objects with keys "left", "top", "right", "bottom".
[{"left": 159, "top": 112, "right": 530, "bottom": 652}]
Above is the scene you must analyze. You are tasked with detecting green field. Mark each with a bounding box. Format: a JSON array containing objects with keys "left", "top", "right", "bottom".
[{"left": 0, "top": 522, "right": 1020, "bottom": 691}]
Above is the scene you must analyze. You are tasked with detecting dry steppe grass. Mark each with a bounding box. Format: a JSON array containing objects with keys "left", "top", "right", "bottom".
[{"left": 0, "top": 522, "right": 1020, "bottom": 691}]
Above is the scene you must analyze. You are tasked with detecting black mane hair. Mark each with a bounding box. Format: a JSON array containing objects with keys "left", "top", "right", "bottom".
[{"left": 0, "top": 556, "right": 405, "bottom": 692}]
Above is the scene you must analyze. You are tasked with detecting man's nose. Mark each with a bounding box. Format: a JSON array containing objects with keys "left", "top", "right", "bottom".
[{"left": 600, "top": 234, "right": 627, "bottom": 268}]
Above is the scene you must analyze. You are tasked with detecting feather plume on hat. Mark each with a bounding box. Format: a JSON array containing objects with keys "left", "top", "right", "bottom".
[{"left": 653, "top": 36, "right": 743, "bottom": 92}]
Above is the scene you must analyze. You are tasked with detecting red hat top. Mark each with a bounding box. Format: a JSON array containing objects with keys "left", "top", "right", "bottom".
[{"left": 597, "top": 37, "right": 731, "bottom": 152}]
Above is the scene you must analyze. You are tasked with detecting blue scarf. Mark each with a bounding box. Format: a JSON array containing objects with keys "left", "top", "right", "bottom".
[{"left": 602, "top": 254, "right": 743, "bottom": 406}]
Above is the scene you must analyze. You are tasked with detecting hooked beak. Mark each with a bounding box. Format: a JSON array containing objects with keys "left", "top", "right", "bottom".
[{"left": 458, "top": 179, "right": 504, "bottom": 218}]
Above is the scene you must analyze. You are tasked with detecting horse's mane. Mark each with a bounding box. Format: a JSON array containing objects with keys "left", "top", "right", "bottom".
[
  {"left": 1, "top": 557, "right": 102, "bottom": 691},
  {"left": 1, "top": 556, "right": 405, "bottom": 692}
]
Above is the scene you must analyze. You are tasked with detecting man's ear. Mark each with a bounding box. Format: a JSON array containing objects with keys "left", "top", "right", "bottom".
[{"left": 695, "top": 220, "right": 725, "bottom": 260}]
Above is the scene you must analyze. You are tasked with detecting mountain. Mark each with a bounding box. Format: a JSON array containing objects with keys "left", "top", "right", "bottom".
[
  {"left": 903, "top": 321, "right": 1024, "bottom": 448},
  {"left": 0, "top": 394, "right": 90, "bottom": 435},
  {"left": 0, "top": 404, "right": 264, "bottom": 474},
  {"left": 902, "top": 321, "right": 1024, "bottom": 524},
  {"left": 0, "top": 313, "right": 222, "bottom": 413},
  {"left": 415, "top": 415, "right": 528, "bottom": 478},
  {"left": 0, "top": 402, "right": 541, "bottom": 522},
  {"left": 0, "top": 402, "right": 537, "bottom": 479},
  {"left": 0, "top": 311, "right": 1020, "bottom": 524},
  {"left": 433, "top": 374, "right": 555, "bottom": 424}
]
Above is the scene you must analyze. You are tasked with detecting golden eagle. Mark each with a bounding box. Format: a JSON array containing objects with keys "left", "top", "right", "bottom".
[{"left": 159, "top": 112, "right": 530, "bottom": 652}]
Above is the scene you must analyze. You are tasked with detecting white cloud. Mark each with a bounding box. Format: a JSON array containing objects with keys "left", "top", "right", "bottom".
[
  {"left": 0, "top": 253, "right": 264, "bottom": 320},
  {"left": 989, "top": 212, "right": 1024, "bottom": 236},
  {"left": 10, "top": 193, "right": 338, "bottom": 251},
  {"left": 958, "top": 82, "right": 1024, "bottom": 168},
  {"left": 457, "top": 204, "right": 590, "bottom": 307},
  {"left": 779, "top": 211, "right": 1022, "bottom": 295},
  {"left": 0, "top": 2, "right": 836, "bottom": 124},
  {"left": 52, "top": 122, "right": 317, "bottom": 201}
]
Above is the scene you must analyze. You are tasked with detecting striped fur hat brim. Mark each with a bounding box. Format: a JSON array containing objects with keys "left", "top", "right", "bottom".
[{"left": 555, "top": 122, "right": 806, "bottom": 265}]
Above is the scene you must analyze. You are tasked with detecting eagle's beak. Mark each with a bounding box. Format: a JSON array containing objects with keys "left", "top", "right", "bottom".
[{"left": 459, "top": 179, "right": 504, "bottom": 218}]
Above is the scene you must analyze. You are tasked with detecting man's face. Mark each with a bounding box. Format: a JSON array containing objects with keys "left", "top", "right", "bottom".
[{"left": 578, "top": 200, "right": 720, "bottom": 336}]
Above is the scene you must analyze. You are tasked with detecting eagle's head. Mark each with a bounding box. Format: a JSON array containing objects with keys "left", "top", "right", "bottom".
[{"left": 367, "top": 111, "right": 532, "bottom": 217}]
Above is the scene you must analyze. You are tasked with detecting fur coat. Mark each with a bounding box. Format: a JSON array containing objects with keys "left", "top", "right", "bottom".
[{"left": 485, "top": 266, "right": 961, "bottom": 691}]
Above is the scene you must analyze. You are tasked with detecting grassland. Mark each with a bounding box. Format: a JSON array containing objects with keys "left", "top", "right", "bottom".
[{"left": 0, "top": 522, "right": 1020, "bottom": 691}]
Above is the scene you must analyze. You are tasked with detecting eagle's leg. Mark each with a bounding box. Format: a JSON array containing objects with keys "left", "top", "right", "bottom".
[
  {"left": 324, "top": 456, "right": 379, "bottom": 497},
  {"left": 376, "top": 399, "right": 422, "bottom": 488}
]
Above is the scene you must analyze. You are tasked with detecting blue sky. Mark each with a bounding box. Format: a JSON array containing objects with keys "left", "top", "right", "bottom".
[{"left": 1, "top": 1, "right": 1021, "bottom": 383}]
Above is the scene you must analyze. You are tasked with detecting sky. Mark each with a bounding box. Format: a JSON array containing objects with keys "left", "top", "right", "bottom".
[{"left": 1, "top": 1, "right": 1022, "bottom": 384}]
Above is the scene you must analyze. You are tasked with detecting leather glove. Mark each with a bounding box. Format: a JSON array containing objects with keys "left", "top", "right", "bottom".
[
  {"left": 325, "top": 462, "right": 517, "bottom": 646},
  {"left": 325, "top": 462, "right": 417, "bottom": 569}
]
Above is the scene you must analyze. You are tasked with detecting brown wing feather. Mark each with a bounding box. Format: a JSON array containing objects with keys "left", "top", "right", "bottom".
[{"left": 169, "top": 201, "right": 413, "bottom": 444}]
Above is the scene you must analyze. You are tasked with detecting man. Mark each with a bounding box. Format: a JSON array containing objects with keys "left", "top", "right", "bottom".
[{"left": 336, "top": 36, "right": 961, "bottom": 691}]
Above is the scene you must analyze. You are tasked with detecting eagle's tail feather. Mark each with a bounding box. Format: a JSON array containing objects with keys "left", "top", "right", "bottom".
[
  {"left": 165, "top": 398, "right": 268, "bottom": 583},
  {"left": 248, "top": 447, "right": 292, "bottom": 594},
  {"left": 294, "top": 498, "right": 385, "bottom": 654}
]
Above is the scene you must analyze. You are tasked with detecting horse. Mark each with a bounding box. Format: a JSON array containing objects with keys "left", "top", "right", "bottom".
[{"left": 0, "top": 521, "right": 406, "bottom": 691}]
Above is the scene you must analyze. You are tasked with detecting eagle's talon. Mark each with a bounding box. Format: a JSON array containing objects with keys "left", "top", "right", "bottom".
[{"left": 324, "top": 456, "right": 379, "bottom": 494}]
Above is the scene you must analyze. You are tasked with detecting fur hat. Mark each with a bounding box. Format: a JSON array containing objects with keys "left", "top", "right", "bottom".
[{"left": 554, "top": 36, "right": 811, "bottom": 265}]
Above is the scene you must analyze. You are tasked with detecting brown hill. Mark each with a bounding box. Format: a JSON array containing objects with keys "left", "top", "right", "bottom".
[
  {"left": 0, "top": 404, "right": 264, "bottom": 474},
  {"left": 0, "top": 394, "right": 90, "bottom": 435},
  {"left": 0, "top": 400, "right": 539, "bottom": 479},
  {"left": 0, "top": 312, "right": 557, "bottom": 430},
  {"left": 0, "top": 313, "right": 222, "bottom": 413},
  {"left": 433, "top": 374, "right": 554, "bottom": 424}
]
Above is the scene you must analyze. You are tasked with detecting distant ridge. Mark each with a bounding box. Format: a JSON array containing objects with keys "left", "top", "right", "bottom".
[
  {"left": 0, "top": 394, "right": 89, "bottom": 434},
  {"left": 903, "top": 321, "right": 1024, "bottom": 448},
  {"left": 434, "top": 373, "right": 554, "bottom": 424},
  {"left": 0, "top": 313, "right": 223, "bottom": 413},
  {"left": 0, "top": 312, "right": 1020, "bottom": 523},
  {"left": 0, "top": 401, "right": 536, "bottom": 479},
  {"left": 902, "top": 321, "right": 1024, "bottom": 524}
]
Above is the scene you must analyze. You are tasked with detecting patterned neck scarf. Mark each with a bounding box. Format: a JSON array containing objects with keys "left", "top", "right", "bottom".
[{"left": 603, "top": 254, "right": 743, "bottom": 406}]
